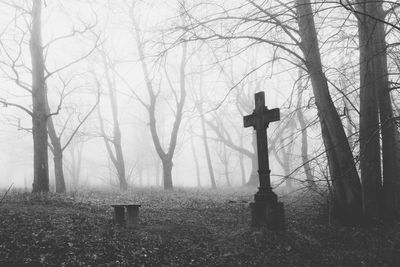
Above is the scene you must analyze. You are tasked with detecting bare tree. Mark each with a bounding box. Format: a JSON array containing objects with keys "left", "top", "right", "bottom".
[
  {"left": 30, "top": 0, "right": 49, "bottom": 192},
  {"left": 0, "top": 0, "right": 98, "bottom": 193},
  {"left": 296, "top": 0, "right": 362, "bottom": 223},
  {"left": 46, "top": 90, "right": 99, "bottom": 193},
  {"left": 95, "top": 61, "right": 128, "bottom": 191},
  {"left": 341, "top": 0, "right": 400, "bottom": 221},
  {"left": 181, "top": 0, "right": 363, "bottom": 223},
  {"left": 0, "top": 0, "right": 50, "bottom": 192},
  {"left": 128, "top": 2, "right": 188, "bottom": 189}
]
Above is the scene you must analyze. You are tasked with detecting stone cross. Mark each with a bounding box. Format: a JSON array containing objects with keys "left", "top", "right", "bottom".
[
  {"left": 243, "top": 91, "right": 285, "bottom": 230},
  {"left": 243, "top": 91, "right": 280, "bottom": 191}
]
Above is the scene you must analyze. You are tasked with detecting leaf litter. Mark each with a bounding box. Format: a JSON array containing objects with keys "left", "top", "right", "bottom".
[{"left": 0, "top": 188, "right": 399, "bottom": 266}]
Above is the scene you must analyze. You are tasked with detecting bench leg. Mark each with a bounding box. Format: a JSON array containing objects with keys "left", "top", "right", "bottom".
[
  {"left": 126, "top": 206, "right": 139, "bottom": 227},
  {"left": 114, "top": 206, "right": 125, "bottom": 225}
]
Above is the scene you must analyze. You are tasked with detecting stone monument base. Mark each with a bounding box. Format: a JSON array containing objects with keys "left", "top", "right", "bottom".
[{"left": 250, "top": 189, "right": 285, "bottom": 230}]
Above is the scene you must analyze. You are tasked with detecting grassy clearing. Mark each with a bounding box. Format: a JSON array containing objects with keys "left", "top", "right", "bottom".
[{"left": 0, "top": 187, "right": 399, "bottom": 266}]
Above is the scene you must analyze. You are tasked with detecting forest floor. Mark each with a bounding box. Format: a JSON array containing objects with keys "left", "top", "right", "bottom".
[{"left": 0, "top": 187, "right": 399, "bottom": 267}]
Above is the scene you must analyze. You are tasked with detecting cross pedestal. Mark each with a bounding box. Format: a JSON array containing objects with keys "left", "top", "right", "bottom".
[
  {"left": 250, "top": 187, "right": 285, "bottom": 230},
  {"left": 243, "top": 91, "right": 285, "bottom": 230}
]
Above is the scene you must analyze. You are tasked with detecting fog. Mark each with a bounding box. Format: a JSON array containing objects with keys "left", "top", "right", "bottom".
[
  {"left": 2, "top": 1, "right": 400, "bottom": 265},
  {"left": 0, "top": 0, "right": 324, "bottom": 191}
]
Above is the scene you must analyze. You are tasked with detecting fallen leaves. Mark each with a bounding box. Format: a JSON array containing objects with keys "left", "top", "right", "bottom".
[{"left": 0, "top": 188, "right": 399, "bottom": 266}]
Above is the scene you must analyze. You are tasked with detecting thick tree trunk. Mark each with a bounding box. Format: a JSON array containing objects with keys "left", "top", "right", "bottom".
[
  {"left": 162, "top": 159, "right": 173, "bottom": 190},
  {"left": 48, "top": 126, "right": 66, "bottom": 193},
  {"left": 356, "top": 0, "right": 400, "bottom": 221},
  {"left": 375, "top": 7, "right": 400, "bottom": 222},
  {"left": 53, "top": 147, "right": 65, "bottom": 193},
  {"left": 357, "top": 0, "right": 383, "bottom": 220},
  {"left": 296, "top": 0, "right": 362, "bottom": 224},
  {"left": 31, "top": 0, "right": 49, "bottom": 193},
  {"left": 46, "top": 99, "right": 66, "bottom": 193}
]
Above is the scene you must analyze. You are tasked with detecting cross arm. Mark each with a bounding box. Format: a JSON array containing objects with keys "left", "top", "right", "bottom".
[
  {"left": 243, "top": 113, "right": 256, "bottom": 128},
  {"left": 263, "top": 108, "right": 280, "bottom": 125}
]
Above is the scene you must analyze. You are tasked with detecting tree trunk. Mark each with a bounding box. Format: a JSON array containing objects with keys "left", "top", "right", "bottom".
[
  {"left": 162, "top": 159, "right": 173, "bottom": 190},
  {"left": 190, "top": 130, "right": 201, "bottom": 187},
  {"left": 53, "top": 147, "right": 65, "bottom": 193},
  {"left": 282, "top": 145, "right": 292, "bottom": 189},
  {"left": 224, "top": 164, "right": 231, "bottom": 187},
  {"left": 356, "top": 0, "right": 400, "bottom": 221},
  {"left": 282, "top": 122, "right": 295, "bottom": 189},
  {"left": 46, "top": 97, "right": 67, "bottom": 193},
  {"left": 68, "top": 141, "right": 83, "bottom": 190},
  {"left": 296, "top": 71, "right": 316, "bottom": 190},
  {"left": 222, "top": 145, "right": 231, "bottom": 187},
  {"left": 376, "top": 9, "right": 400, "bottom": 222},
  {"left": 113, "top": 127, "right": 127, "bottom": 191},
  {"left": 131, "top": 6, "right": 187, "bottom": 190},
  {"left": 155, "top": 160, "right": 161, "bottom": 186},
  {"left": 296, "top": 0, "right": 362, "bottom": 224},
  {"left": 344, "top": 101, "right": 355, "bottom": 148},
  {"left": 298, "top": 115, "right": 316, "bottom": 190},
  {"left": 205, "top": 114, "right": 254, "bottom": 187},
  {"left": 239, "top": 136, "right": 246, "bottom": 186},
  {"left": 247, "top": 132, "right": 259, "bottom": 187},
  {"left": 200, "top": 112, "right": 217, "bottom": 188},
  {"left": 101, "top": 55, "right": 128, "bottom": 191},
  {"left": 74, "top": 143, "right": 83, "bottom": 190},
  {"left": 48, "top": 125, "right": 66, "bottom": 193},
  {"left": 357, "top": 0, "right": 383, "bottom": 220},
  {"left": 31, "top": 0, "right": 49, "bottom": 193}
]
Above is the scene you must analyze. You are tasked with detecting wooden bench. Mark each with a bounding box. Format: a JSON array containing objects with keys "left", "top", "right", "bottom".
[{"left": 111, "top": 204, "right": 141, "bottom": 227}]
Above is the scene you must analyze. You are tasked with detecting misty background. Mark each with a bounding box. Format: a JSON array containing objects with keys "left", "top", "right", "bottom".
[{"left": 0, "top": 0, "right": 379, "bottom": 191}]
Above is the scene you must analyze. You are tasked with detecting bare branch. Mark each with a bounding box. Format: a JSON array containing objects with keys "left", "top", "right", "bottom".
[
  {"left": 45, "top": 34, "right": 101, "bottom": 79},
  {"left": 0, "top": 98, "right": 33, "bottom": 116},
  {"left": 61, "top": 90, "right": 100, "bottom": 152}
]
